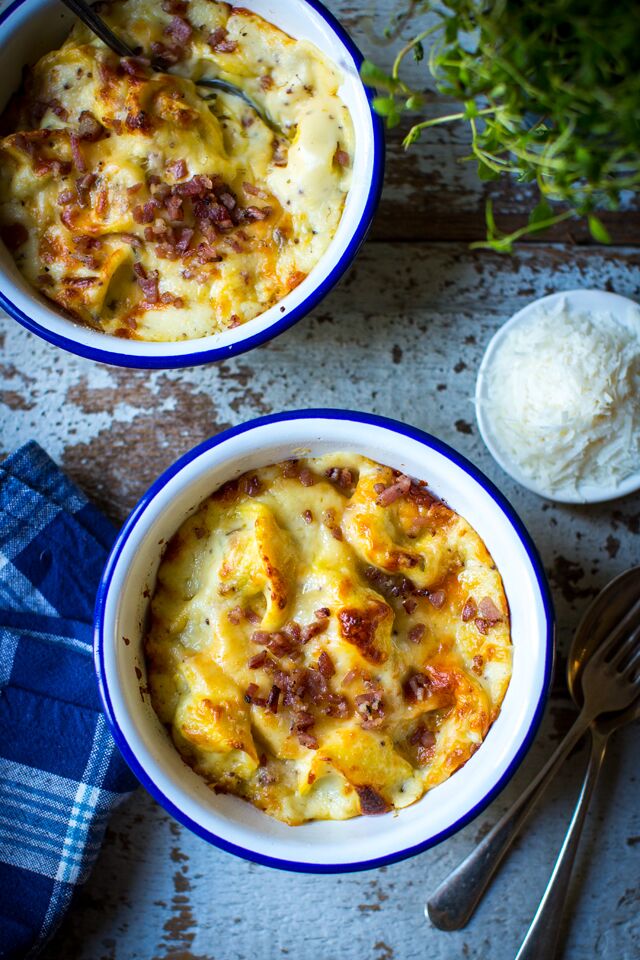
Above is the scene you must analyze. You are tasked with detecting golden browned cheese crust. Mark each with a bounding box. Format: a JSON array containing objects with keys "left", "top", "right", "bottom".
[
  {"left": 144, "top": 455, "right": 512, "bottom": 825},
  {"left": 0, "top": 0, "right": 353, "bottom": 341}
]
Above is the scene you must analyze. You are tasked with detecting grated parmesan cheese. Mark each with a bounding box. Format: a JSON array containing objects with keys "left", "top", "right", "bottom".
[{"left": 478, "top": 296, "right": 640, "bottom": 498}]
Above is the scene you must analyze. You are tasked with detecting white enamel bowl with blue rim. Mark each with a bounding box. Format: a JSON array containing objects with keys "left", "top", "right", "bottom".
[
  {"left": 95, "top": 410, "right": 555, "bottom": 873},
  {"left": 0, "top": 0, "right": 383, "bottom": 368}
]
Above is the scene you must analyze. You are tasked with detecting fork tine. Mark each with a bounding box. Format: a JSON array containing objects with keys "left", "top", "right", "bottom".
[
  {"left": 610, "top": 621, "right": 640, "bottom": 669},
  {"left": 595, "top": 596, "right": 640, "bottom": 665},
  {"left": 622, "top": 644, "right": 640, "bottom": 679}
]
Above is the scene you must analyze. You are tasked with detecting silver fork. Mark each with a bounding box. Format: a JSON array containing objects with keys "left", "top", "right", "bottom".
[{"left": 427, "top": 598, "right": 640, "bottom": 932}]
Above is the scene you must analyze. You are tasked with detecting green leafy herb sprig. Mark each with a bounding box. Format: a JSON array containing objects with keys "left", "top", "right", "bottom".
[{"left": 362, "top": 0, "right": 640, "bottom": 251}]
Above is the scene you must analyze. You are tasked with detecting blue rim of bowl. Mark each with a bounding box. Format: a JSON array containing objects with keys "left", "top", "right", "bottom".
[
  {"left": 0, "top": 0, "right": 385, "bottom": 369},
  {"left": 94, "top": 408, "right": 556, "bottom": 874}
]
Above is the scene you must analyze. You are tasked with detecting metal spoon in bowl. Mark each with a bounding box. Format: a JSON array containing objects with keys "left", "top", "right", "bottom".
[
  {"left": 513, "top": 567, "right": 640, "bottom": 960},
  {"left": 426, "top": 566, "right": 640, "bottom": 931},
  {"left": 59, "top": 0, "right": 282, "bottom": 134}
]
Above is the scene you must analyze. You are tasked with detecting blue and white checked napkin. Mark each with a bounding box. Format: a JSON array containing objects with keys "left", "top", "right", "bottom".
[{"left": 0, "top": 442, "right": 137, "bottom": 960}]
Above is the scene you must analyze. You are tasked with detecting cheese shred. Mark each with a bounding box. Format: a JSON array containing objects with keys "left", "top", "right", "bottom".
[{"left": 479, "top": 297, "right": 640, "bottom": 497}]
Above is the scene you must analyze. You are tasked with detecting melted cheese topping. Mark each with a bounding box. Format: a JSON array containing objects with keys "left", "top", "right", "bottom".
[
  {"left": 145, "top": 455, "right": 512, "bottom": 825},
  {"left": 0, "top": 0, "right": 353, "bottom": 340}
]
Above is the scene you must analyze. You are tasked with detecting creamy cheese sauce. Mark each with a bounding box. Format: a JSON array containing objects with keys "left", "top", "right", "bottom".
[
  {"left": 145, "top": 454, "right": 512, "bottom": 825},
  {"left": 0, "top": 0, "right": 353, "bottom": 340}
]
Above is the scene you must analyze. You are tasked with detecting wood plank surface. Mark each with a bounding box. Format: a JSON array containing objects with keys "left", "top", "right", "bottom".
[{"left": 0, "top": 0, "right": 639, "bottom": 957}]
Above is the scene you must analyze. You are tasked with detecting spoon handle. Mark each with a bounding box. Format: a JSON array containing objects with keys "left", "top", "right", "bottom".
[
  {"left": 426, "top": 712, "right": 590, "bottom": 930},
  {"left": 514, "top": 728, "right": 607, "bottom": 960},
  {"left": 60, "top": 0, "right": 136, "bottom": 58}
]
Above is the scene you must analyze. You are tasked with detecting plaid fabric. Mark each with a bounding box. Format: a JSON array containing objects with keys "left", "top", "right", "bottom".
[{"left": 0, "top": 442, "right": 137, "bottom": 960}]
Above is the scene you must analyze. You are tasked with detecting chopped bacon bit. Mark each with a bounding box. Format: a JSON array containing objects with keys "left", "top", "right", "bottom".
[
  {"left": 317, "top": 651, "right": 335, "bottom": 678},
  {"left": 475, "top": 618, "right": 490, "bottom": 635},
  {"left": 0, "top": 223, "right": 28, "bottom": 250},
  {"left": 334, "top": 148, "right": 349, "bottom": 167},
  {"left": 356, "top": 785, "right": 388, "bottom": 816},
  {"left": 248, "top": 650, "right": 268, "bottom": 669},
  {"left": 373, "top": 482, "right": 385, "bottom": 494},
  {"left": 251, "top": 630, "right": 271, "bottom": 646},
  {"left": 77, "top": 110, "right": 107, "bottom": 142},
  {"left": 403, "top": 597, "right": 417, "bottom": 614},
  {"left": 244, "top": 608, "right": 261, "bottom": 624},
  {"left": 37, "top": 272, "right": 53, "bottom": 285},
  {"left": 297, "top": 731, "right": 318, "bottom": 749},
  {"left": 60, "top": 208, "right": 75, "bottom": 229},
  {"left": 298, "top": 468, "right": 315, "bottom": 487},
  {"left": 95, "top": 188, "right": 109, "bottom": 215},
  {"left": 57, "top": 188, "right": 75, "bottom": 206},
  {"left": 195, "top": 242, "right": 222, "bottom": 264},
  {"left": 147, "top": 174, "right": 162, "bottom": 186},
  {"left": 267, "top": 684, "right": 280, "bottom": 714},
  {"left": 125, "top": 111, "right": 150, "bottom": 131},
  {"left": 322, "top": 509, "right": 343, "bottom": 540},
  {"left": 478, "top": 597, "right": 502, "bottom": 623},
  {"left": 273, "top": 139, "right": 288, "bottom": 166},
  {"left": 243, "top": 204, "right": 272, "bottom": 221},
  {"left": 409, "top": 723, "right": 436, "bottom": 764},
  {"left": 133, "top": 262, "right": 159, "bottom": 303},
  {"left": 229, "top": 314, "right": 241, "bottom": 327},
  {"left": 219, "top": 191, "right": 236, "bottom": 211},
  {"left": 133, "top": 200, "right": 160, "bottom": 224},
  {"left": 244, "top": 683, "right": 266, "bottom": 707},
  {"left": 174, "top": 226, "right": 193, "bottom": 253},
  {"left": 69, "top": 133, "right": 85, "bottom": 171},
  {"left": 376, "top": 474, "right": 412, "bottom": 506},
  {"left": 150, "top": 40, "right": 182, "bottom": 67},
  {"left": 428, "top": 590, "right": 446, "bottom": 609},
  {"left": 315, "top": 608, "right": 331, "bottom": 620},
  {"left": 74, "top": 172, "right": 97, "bottom": 206},
  {"left": 166, "top": 157, "right": 187, "bottom": 180},
  {"left": 403, "top": 671, "right": 431, "bottom": 703},
  {"left": 472, "top": 654, "right": 484, "bottom": 676},
  {"left": 120, "top": 57, "right": 150, "bottom": 79},
  {"left": 174, "top": 174, "right": 213, "bottom": 197},
  {"left": 63, "top": 276, "right": 99, "bottom": 288},
  {"left": 302, "top": 509, "right": 313, "bottom": 524},
  {"left": 127, "top": 182, "right": 143, "bottom": 195},
  {"left": 461, "top": 598, "right": 477, "bottom": 622},
  {"left": 159, "top": 291, "right": 184, "bottom": 307},
  {"left": 408, "top": 623, "right": 425, "bottom": 643},
  {"left": 227, "top": 606, "right": 243, "bottom": 624},
  {"left": 165, "top": 15, "right": 192, "bottom": 44},
  {"left": 118, "top": 232, "right": 143, "bottom": 247},
  {"left": 259, "top": 74, "right": 274, "bottom": 90},
  {"left": 164, "top": 194, "right": 184, "bottom": 220},
  {"left": 301, "top": 619, "right": 328, "bottom": 644},
  {"left": 325, "top": 466, "right": 354, "bottom": 489},
  {"left": 355, "top": 690, "right": 385, "bottom": 729},
  {"left": 207, "top": 26, "right": 238, "bottom": 52},
  {"left": 243, "top": 181, "right": 269, "bottom": 200}
]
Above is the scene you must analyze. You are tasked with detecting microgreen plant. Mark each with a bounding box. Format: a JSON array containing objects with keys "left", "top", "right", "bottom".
[{"left": 362, "top": 0, "right": 640, "bottom": 251}]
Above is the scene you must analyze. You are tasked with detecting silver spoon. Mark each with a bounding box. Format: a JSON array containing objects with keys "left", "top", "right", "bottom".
[
  {"left": 59, "top": 0, "right": 282, "bottom": 134},
  {"left": 427, "top": 566, "right": 640, "bottom": 931},
  {"left": 513, "top": 566, "right": 640, "bottom": 960}
]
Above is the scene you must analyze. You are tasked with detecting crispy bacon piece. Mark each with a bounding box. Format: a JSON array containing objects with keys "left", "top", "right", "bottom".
[
  {"left": 33, "top": 98, "right": 69, "bottom": 122},
  {"left": 63, "top": 276, "right": 99, "bottom": 288},
  {"left": 296, "top": 730, "right": 318, "bottom": 749},
  {"left": 166, "top": 158, "right": 187, "bottom": 180},
  {"left": 267, "top": 684, "right": 280, "bottom": 714},
  {"left": 248, "top": 650, "right": 268, "bottom": 669},
  {"left": 325, "top": 466, "right": 354, "bottom": 489},
  {"left": 125, "top": 111, "right": 150, "bottom": 131},
  {"left": 477, "top": 597, "right": 502, "bottom": 623},
  {"left": 302, "top": 509, "right": 313, "bottom": 524},
  {"left": 403, "top": 671, "right": 431, "bottom": 703},
  {"left": 207, "top": 27, "right": 237, "bottom": 53},
  {"left": 259, "top": 74, "right": 274, "bottom": 91},
  {"left": 317, "top": 651, "right": 335, "bottom": 678},
  {"left": 120, "top": 57, "right": 150, "bottom": 80},
  {"left": 174, "top": 226, "right": 193, "bottom": 253},
  {"left": 428, "top": 590, "right": 446, "bottom": 609},
  {"left": 475, "top": 618, "right": 490, "bottom": 635},
  {"left": 133, "top": 262, "right": 159, "bottom": 303},
  {"left": 133, "top": 200, "right": 160, "bottom": 224},
  {"left": 57, "top": 190, "right": 75, "bottom": 205},
  {"left": 315, "top": 608, "right": 331, "bottom": 620},
  {"left": 165, "top": 15, "right": 192, "bottom": 44},
  {"left": 244, "top": 683, "right": 266, "bottom": 708},
  {"left": 461, "top": 597, "right": 477, "bottom": 622},
  {"left": 334, "top": 148, "right": 349, "bottom": 167},
  {"left": 243, "top": 181, "right": 269, "bottom": 200},
  {"left": 338, "top": 603, "right": 388, "bottom": 664},
  {"left": 159, "top": 291, "right": 184, "bottom": 307},
  {"left": 298, "top": 468, "right": 315, "bottom": 487},
  {"left": 409, "top": 723, "right": 436, "bottom": 765},
  {"left": 356, "top": 785, "right": 389, "bottom": 816},
  {"left": 77, "top": 110, "right": 107, "bottom": 142},
  {"left": 322, "top": 508, "right": 342, "bottom": 541},
  {"left": 227, "top": 606, "right": 243, "bottom": 624},
  {"left": 150, "top": 40, "right": 182, "bottom": 67},
  {"left": 174, "top": 174, "right": 214, "bottom": 197},
  {"left": 376, "top": 473, "right": 412, "bottom": 506},
  {"left": 355, "top": 690, "right": 385, "bottom": 729},
  {"left": 301, "top": 618, "right": 328, "bottom": 644},
  {"left": 242, "top": 204, "right": 272, "bottom": 222},
  {"left": 161, "top": 0, "right": 187, "bottom": 12},
  {"left": 75, "top": 172, "right": 97, "bottom": 207},
  {"left": 408, "top": 623, "right": 425, "bottom": 643},
  {"left": 118, "top": 232, "right": 143, "bottom": 248},
  {"left": 403, "top": 597, "right": 417, "bottom": 614},
  {"left": 69, "top": 133, "right": 85, "bottom": 171}
]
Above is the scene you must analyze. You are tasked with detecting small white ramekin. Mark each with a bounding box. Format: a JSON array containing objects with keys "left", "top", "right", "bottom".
[
  {"left": 94, "top": 410, "right": 554, "bottom": 873},
  {"left": 476, "top": 289, "right": 640, "bottom": 504},
  {"left": 0, "top": 0, "right": 383, "bottom": 368}
]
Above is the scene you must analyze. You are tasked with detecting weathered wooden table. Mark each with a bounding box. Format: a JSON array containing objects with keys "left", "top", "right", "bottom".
[{"left": 2, "top": 3, "right": 639, "bottom": 957}]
